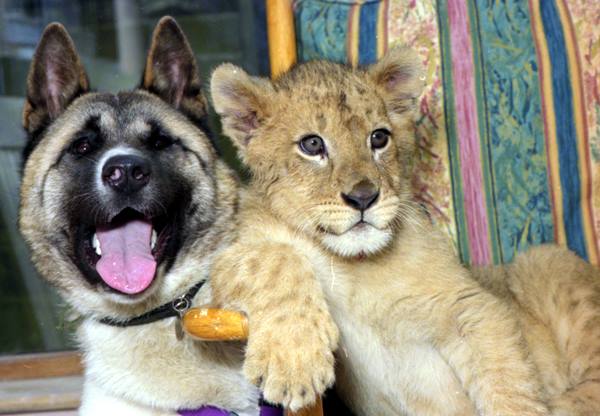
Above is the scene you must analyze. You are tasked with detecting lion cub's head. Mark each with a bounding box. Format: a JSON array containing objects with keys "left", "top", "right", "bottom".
[{"left": 211, "top": 48, "right": 424, "bottom": 257}]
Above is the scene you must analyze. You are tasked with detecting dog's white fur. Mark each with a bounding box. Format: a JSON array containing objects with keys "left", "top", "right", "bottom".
[{"left": 78, "top": 285, "right": 259, "bottom": 415}]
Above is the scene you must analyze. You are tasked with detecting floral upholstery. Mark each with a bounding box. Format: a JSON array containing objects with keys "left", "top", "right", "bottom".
[{"left": 294, "top": 0, "right": 600, "bottom": 266}]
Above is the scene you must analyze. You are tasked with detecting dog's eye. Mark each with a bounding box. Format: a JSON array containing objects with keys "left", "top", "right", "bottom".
[
  {"left": 299, "top": 135, "right": 326, "bottom": 156},
  {"left": 370, "top": 129, "right": 391, "bottom": 150},
  {"left": 70, "top": 133, "right": 97, "bottom": 156},
  {"left": 148, "top": 132, "right": 174, "bottom": 151}
]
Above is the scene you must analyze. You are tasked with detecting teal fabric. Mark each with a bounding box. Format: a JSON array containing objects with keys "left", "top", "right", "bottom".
[
  {"left": 295, "top": 0, "right": 351, "bottom": 63},
  {"left": 472, "top": 1, "right": 555, "bottom": 262}
]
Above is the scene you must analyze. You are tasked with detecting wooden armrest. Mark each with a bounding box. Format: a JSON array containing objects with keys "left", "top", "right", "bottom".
[{"left": 183, "top": 308, "right": 249, "bottom": 341}]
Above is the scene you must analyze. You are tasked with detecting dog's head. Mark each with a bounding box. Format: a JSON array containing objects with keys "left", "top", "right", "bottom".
[{"left": 19, "top": 18, "right": 238, "bottom": 318}]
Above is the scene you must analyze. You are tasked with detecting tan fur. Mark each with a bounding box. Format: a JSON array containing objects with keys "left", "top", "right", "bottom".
[
  {"left": 210, "top": 48, "right": 600, "bottom": 415},
  {"left": 19, "top": 19, "right": 260, "bottom": 414},
  {"left": 473, "top": 246, "right": 600, "bottom": 415}
]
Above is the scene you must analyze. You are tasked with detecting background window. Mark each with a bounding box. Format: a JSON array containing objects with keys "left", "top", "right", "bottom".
[{"left": 0, "top": 0, "right": 268, "bottom": 355}]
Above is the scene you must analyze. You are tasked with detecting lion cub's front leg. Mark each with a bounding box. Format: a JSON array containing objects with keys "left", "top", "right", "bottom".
[{"left": 212, "top": 241, "right": 339, "bottom": 411}]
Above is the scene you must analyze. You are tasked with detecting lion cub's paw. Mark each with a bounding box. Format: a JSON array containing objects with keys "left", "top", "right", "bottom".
[{"left": 244, "top": 313, "right": 339, "bottom": 411}]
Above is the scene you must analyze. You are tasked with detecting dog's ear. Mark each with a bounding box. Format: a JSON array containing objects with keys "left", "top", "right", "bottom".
[
  {"left": 142, "top": 16, "right": 207, "bottom": 124},
  {"left": 210, "top": 63, "right": 273, "bottom": 152},
  {"left": 367, "top": 46, "right": 424, "bottom": 122},
  {"left": 23, "top": 23, "right": 89, "bottom": 134}
]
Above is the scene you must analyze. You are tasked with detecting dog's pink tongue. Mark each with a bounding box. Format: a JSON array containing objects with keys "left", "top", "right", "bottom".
[{"left": 96, "top": 219, "right": 156, "bottom": 294}]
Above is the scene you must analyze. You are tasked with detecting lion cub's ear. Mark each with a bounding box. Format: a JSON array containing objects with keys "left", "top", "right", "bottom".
[
  {"left": 367, "top": 47, "right": 424, "bottom": 121},
  {"left": 142, "top": 16, "right": 207, "bottom": 125},
  {"left": 210, "top": 64, "right": 273, "bottom": 153},
  {"left": 23, "top": 23, "right": 89, "bottom": 134}
]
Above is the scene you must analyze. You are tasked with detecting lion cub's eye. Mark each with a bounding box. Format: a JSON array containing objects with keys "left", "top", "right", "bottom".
[
  {"left": 299, "top": 135, "right": 326, "bottom": 156},
  {"left": 370, "top": 129, "right": 391, "bottom": 150}
]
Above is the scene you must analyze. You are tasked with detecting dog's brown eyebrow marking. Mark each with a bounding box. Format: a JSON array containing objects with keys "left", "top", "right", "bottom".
[{"left": 146, "top": 120, "right": 208, "bottom": 171}]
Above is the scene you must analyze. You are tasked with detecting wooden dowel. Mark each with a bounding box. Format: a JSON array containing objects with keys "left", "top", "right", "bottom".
[
  {"left": 266, "top": 0, "right": 297, "bottom": 78},
  {"left": 285, "top": 397, "right": 324, "bottom": 416},
  {"left": 183, "top": 308, "right": 249, "bottom": 341}
]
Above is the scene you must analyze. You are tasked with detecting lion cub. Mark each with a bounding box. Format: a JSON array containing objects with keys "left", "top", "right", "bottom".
[{"left": 209, "top": 48, "right": 600, "bottom": 415}]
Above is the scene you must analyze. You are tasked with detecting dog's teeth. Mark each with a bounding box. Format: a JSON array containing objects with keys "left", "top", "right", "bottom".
[
  {"left": 92, "top": 233, "right": 102, "bottom": 256},
  {"left": 151, "top": 229, "right": 157, "bottom": 250}
]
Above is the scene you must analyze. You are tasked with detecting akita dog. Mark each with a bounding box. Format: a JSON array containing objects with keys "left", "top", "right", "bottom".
[{"left": 19, "top": 17, "right": 271, "bottom": 416}]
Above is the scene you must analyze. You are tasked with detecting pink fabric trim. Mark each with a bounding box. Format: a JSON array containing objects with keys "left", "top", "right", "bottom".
[{"left": 447, "top": 0, "right": 491, "bottom": 265}]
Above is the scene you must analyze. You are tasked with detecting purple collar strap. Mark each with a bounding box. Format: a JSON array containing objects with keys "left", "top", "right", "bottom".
[{"left": 178, "top": 403, "right": 283, "bottom": 416}]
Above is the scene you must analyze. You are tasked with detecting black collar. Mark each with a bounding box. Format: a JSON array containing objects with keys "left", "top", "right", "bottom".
[{"left": 98, "top": 280, "right": 206, "bottom": 327}]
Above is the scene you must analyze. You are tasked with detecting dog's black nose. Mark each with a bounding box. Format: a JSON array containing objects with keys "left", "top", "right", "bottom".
[
  {"left": 102, "top": 155, "right": 151, "bottom": 194},
  {"left": 341, "top": 180, "right": 380, "bottom": 211}
]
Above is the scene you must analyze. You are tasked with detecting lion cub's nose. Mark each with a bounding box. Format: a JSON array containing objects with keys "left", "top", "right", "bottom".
[
  {"left": 102, "top": 154, "right": 151, "bottom": 194},
  {"left": 341, "top": 179, "right": 380, "bottom": 211}
]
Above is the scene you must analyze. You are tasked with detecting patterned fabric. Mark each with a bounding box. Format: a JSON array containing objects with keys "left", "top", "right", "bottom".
[
  {"left": 294, "top": 0, "right": 600, "bottom": 266},
  {"left": 295, "top": 0, "right": 389, "bottom": 66}
]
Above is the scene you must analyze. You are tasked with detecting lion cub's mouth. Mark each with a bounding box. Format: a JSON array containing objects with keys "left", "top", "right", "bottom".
[
  {"left": 85, "top": 208, "right": 171, "bottom": 295},
  {"left": 318, "top": 220, "right": 375, "bottom": 236},
  {"left": 351, "top": 221, "right": 371, "bottom": 231}
]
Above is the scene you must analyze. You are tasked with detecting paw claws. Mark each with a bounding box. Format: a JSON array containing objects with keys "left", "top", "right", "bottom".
[{"left": 244, "top": 316, "right": 338, "bottom": 409}]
